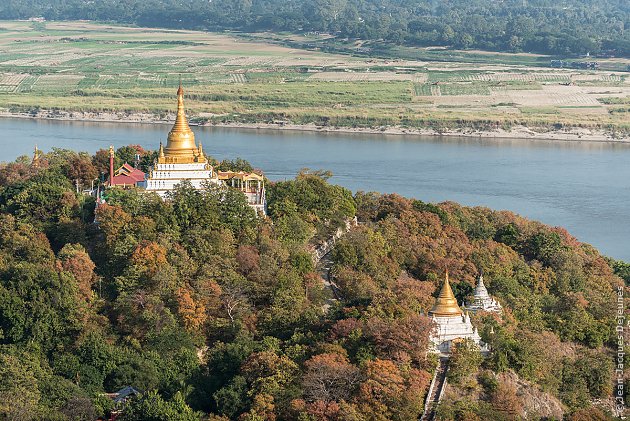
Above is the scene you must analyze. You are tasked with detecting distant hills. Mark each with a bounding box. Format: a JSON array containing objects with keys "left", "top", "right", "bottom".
[{"left": 2, "top": 0, "right": 629, "bottom": 57}]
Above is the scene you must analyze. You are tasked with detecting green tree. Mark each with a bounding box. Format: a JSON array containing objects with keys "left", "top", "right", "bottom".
[
  {"left": 217, "top": 158, "right": 254, "bottom": 172},
  {"left": 0, "top": 353, "right": 41, "bottom": 420},
  {"left": 448, "top": 339, "right": 483, "bottom": 385},
  {"left": 120, "top": 391, "right": 202, "bottom": 421}
]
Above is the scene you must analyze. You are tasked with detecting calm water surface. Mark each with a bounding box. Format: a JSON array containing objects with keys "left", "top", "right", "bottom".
[{"left": 1, "top": 117, "right": 629, "bottom": 261}]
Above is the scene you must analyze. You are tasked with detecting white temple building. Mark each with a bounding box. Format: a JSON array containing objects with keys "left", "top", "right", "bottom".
[
  {"left": 429, "top": 272, "right": 486, "bottom": 355},
  {"left": 143, "top": 84, "right": 266, "bottom": 214},
  {"left": 465, "top": 273, "right": 502, "bottom": 314}
]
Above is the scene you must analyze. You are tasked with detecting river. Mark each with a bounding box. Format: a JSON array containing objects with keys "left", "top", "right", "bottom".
[{"left": 1, "top": 117, "right": 629, "bottom": 261}]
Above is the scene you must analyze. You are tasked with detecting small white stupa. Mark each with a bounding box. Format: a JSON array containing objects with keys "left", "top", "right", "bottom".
[
  {"left": 466, "top": 272, "right": 502, "bottom": 314},
  {"left": 429, "top": 272, "right": 485, "bottom": 354}
]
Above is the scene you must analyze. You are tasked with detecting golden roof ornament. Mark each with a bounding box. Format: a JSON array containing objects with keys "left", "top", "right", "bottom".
[
  {"left": 429, "top": 271, "right": 463, "bottom": 317},
  {"left": 158, "top": 142, "right": 165, "bottom": 158}
]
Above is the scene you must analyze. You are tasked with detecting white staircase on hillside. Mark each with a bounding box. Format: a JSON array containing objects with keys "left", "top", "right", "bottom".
[{"left": 421, "top": 357, "right": 449, "bottom": 421}]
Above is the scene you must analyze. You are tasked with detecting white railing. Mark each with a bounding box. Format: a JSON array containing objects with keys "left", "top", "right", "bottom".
[
  {"left": 420, "top": 359, "right": 449, "bottom": 421},
  {"left": 311, "top": 217, "right": 358, "bottom": 264},
  {"left": 311, "top": 217, "right": 358, "bottom": 307}
]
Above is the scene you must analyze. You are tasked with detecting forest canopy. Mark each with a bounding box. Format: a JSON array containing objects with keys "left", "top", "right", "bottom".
[
  {"left": 2, "top": 0, "right": 629, "bottom": 57},
  {"left": 0, "top": 147, "right": 626, "bottom": 420}
]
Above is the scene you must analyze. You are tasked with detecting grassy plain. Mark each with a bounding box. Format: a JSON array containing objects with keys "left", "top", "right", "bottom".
[{"left": 1, "top": 20, "right": 629, "bottom": 137}]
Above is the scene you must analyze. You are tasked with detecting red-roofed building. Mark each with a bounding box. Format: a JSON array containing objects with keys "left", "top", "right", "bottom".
[
  {"left": 107, "top": 146, "right": 146, "bottom": 188},
  {"left": 110, "top": 163, "right": 146, "bottom": 187}
]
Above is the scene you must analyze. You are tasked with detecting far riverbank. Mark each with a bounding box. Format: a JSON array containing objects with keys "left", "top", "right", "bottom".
[{"left": 1, "top": 110, "right": 628, "bottom": 144}]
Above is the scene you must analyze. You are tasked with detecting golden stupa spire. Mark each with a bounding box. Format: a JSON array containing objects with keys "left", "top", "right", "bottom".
[
  {"left": 158, "top": 142, "right": 165, "bottom": 158},
  {"left": 32, "top": 144, "right": 40, "bottom": 165},
  {"left": 160, "top": 80, "right": 205, "bottom": 164},
  {"left": 171, "top": 79, "right": 192, "bottom": 137},
  {"left": 429, "top": 271, "right": 463, "bottom": 317}
]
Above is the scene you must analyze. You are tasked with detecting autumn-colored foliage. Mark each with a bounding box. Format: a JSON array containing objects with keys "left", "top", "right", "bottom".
[
  {"left": 365, "top": 314, "right": 433, "bottom": 366},
  {"left": 176, "top": 287, "right": 207, "bottom": 331},
  {"left": 95, "top": 204, "right": 131, "bottom": 243},
  {"left": 302, "top": 353, "right": 361, "bottom": 403},
  {"left": 131, "top": 241, "right": 168, "bottom": 278},
  {"left": 491, "top": 381, "right": 523, "bottom": 420},
  {"left": 236, "top": 245, "right": 260, "bottom": 276},
  {"left": 58, "top": 243, "right": 97, "bottom": 301},
  {"left": 0, "top": 148, "right": 622, "bottom": 420},
  {"left": 67, "top": 154, "right": 98, "bottom": 187},
  {"left": 357, "top": 358, "right": 425, "bottom": 420}
]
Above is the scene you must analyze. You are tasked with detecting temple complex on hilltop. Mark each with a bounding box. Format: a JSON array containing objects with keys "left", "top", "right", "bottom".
[
  {"left": 106, "top": 83, "right": 266, "bottom": 214},
  {"left": 465, "top": 273, "right": 502, "bottom": 314},
  {"left": 429, "top": 272, "right": 486, "bottom": 355}
]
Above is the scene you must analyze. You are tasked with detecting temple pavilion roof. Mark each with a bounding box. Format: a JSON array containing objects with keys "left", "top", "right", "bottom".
[
  {"left": 110, "top": 163, "right": 145, "bottom": 186},
  {"left": 217, "top": 170, "right": 264, "bottom": 181}
]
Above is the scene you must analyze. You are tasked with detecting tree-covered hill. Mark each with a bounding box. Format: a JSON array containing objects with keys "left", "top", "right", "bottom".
[
  {"left": 2, "top": 0, "right": 629, "bottom": 57},
  {"left": 0, "top": 147, "right": 626, "bottom": 419}
]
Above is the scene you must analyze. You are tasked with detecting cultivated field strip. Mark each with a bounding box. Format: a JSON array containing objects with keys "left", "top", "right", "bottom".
[
  {"left": 2, "top": 52, "right": 85, "bottom": 66},
  {"left": 309, "top": 71, "right": 428, "bottom": 82},
  {"left": 31, "top": 74, "right": 84, "bottom": 90},
  {"left": 0, "top": 73, "right": 28, "bottom": 92},
  {"left": 465, "top": 73, "right": 571, "bottom": 82},
  {"left": 432, "top": 72, "right": 625, "bottom": 84},
  {"left": 230, "top": 73, "right": 246, "bottom": 83}
]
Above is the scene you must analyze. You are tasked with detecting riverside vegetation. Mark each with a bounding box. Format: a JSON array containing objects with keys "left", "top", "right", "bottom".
[
  {"left": 0, "top": 145, "right": 627, "bottom": 419},
  {"left": 0, "top": 21, "right": 629, "bottom": 139},
  {"left": 2, "top": 0, "right": 630, "bottom": 58}
]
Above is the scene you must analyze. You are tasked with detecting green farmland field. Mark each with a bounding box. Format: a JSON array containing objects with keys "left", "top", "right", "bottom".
[{"left": 0, "top": 20, "right": 629, "bottom": 135}]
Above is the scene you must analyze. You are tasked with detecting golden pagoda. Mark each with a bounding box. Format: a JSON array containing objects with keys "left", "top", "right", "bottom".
[
  {"left": 429, "top": 271, "right": 463, "bottom": 316},
  {"left": 32, "top": 144, "right": 40, "bottom": 166},
  {"left": 159, "top": 83, "right": 206, "bottom": 164},
  {"left": 428, "top": 271, "right": 485, "bottom": 355}
]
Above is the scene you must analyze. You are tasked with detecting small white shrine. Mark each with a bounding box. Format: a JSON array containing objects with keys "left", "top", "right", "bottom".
[{"left": 465, "top": 273, "right": 502, "bottom": 314}]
